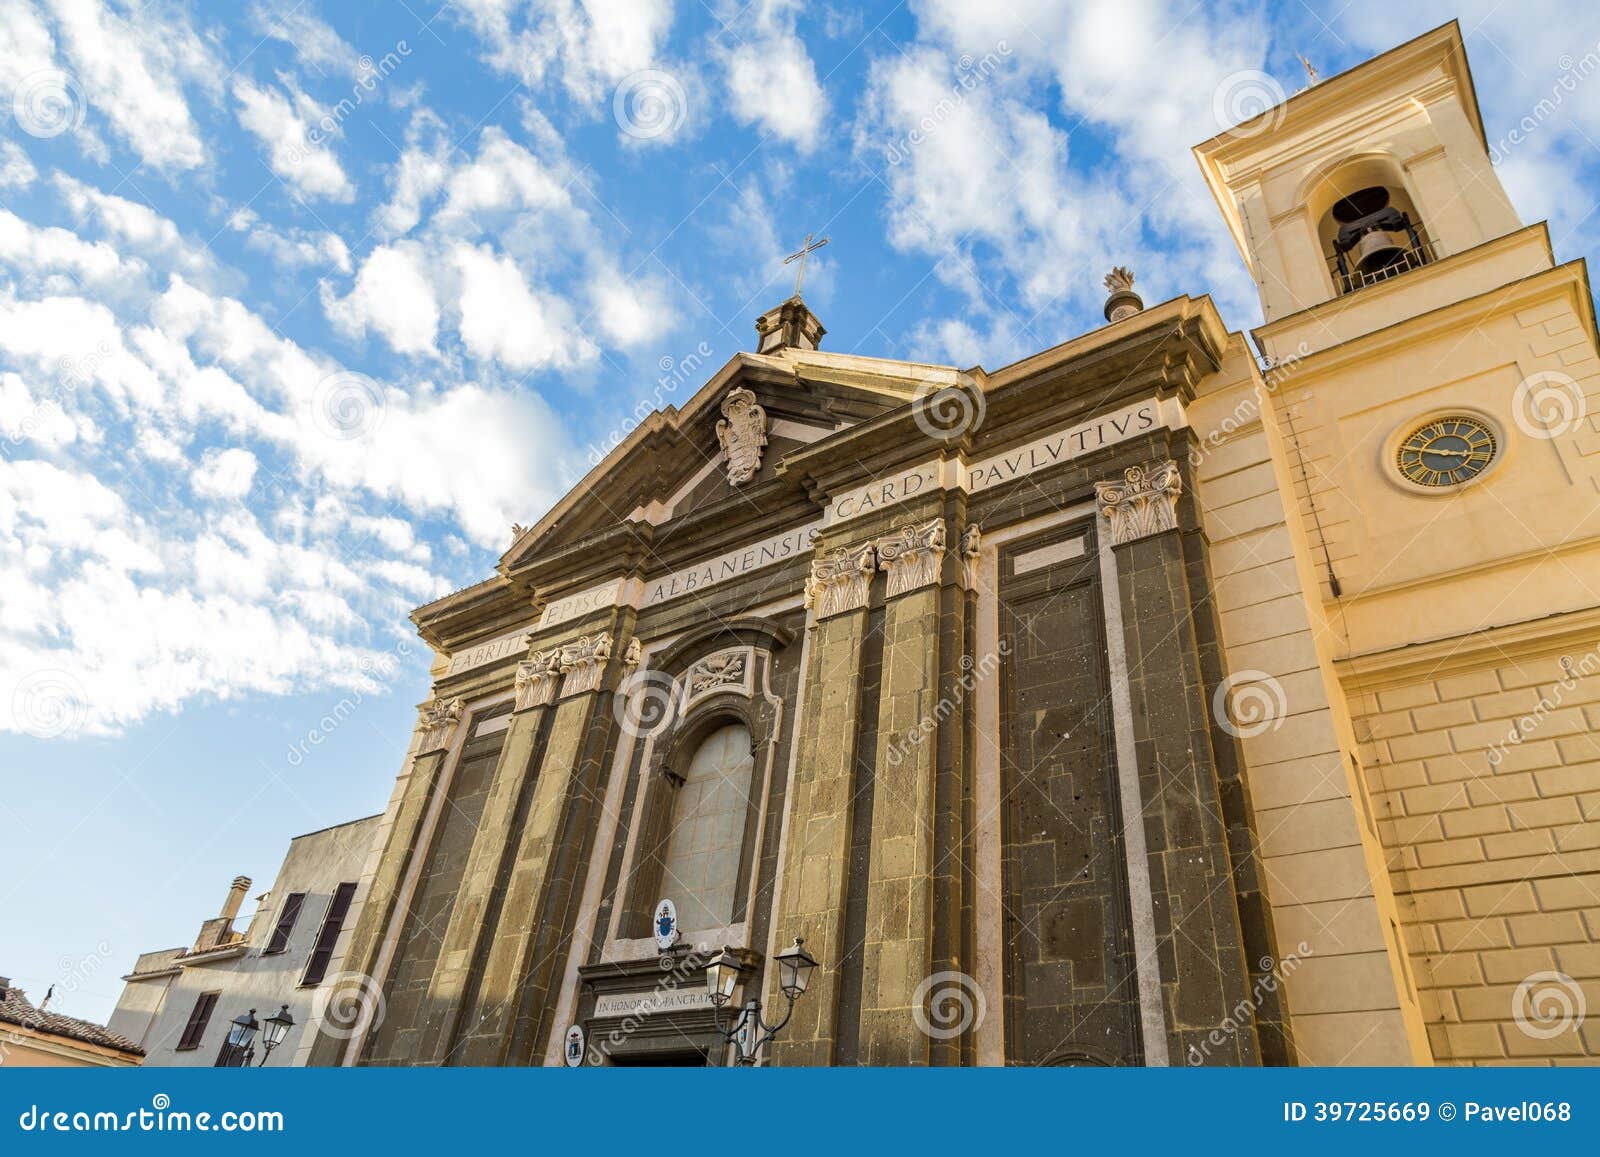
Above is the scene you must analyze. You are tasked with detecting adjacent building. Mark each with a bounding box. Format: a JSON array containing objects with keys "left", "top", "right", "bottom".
[
  {"left": 0, "top": 980, "right": 143, "bottom": 1067},
  {"left": 110, "top": 816, "right": 379, "bottom": 1066}
]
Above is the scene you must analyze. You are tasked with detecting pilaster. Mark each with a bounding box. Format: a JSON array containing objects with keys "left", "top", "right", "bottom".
[
  {"left": 1097, "top": 459, "right": 1261, "bottom": 1064},
  {"left": 859, "top": 519, "right": 946, "bottom": 1064},
  {"left": 306, "top": 698, "right": 464, "bottom": 1066},
  {"left": 769, "top": 540, "right": 875, "bottom": 1065},
  {"left": 411, "top": 648, "right": 562, "bottom": 1064},
  {"left": 450, "top": 632, "right": 619, "bottom": 1065}
]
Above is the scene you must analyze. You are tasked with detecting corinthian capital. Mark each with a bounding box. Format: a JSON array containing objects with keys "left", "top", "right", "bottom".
[
  {"left": 559, "top": 632, "right": 613, "bottom": 697},
  {"left": 1095, "top": 459, "right": 1182, "bottom": 546},
  {"left": 514, "top": 648, "right": 562, "bottom": 711},
  {"left": 877, "top": 518, "right": 946, "bottom": 598},
  {"left": 417, "top": 697, "right": 465, "bottom": 753},
  {"left": 804, "top": 542, "right": 876, "bottom": 619}
]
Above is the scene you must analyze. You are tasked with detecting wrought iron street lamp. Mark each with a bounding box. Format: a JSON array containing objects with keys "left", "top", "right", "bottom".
[
  {"left": 259, "top": 1004, "right": 295, "bottom": 1065},
  {"left": 705, "top": 938, "right": 818, "bottom": 1066},
  {"left": 224, "top": 1008, "right": 260, "bottom": 1067},
  {"left": 223, "top": 1004, "right": 295, "bottom": 1066}
]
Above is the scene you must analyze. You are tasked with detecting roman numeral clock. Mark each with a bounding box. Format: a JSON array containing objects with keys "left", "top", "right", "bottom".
[{"left": 1394, "top": 415, "right": 1497, "bottom": 488}]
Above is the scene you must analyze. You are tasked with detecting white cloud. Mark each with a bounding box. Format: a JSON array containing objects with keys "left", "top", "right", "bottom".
[
  {"left": 192, "top": 447, "right": 259, "bottom": 499},
  {"left": 0, "top": 196, "right": 582, "bottom": 735},
  {"left": 0, "top": 371, "right": 95, "bottom": 449},
  {"left": 455, "top": 0, "right": 675, "bottom": 105},
  {"left": 454, "top": 242, "right": 597, "bottom": 370},
  {"left": 376, "top": 115, "right": 452, "bottom": 236},
  {"left": 720, "top": 0, "right": 827, "bottom": 151},
  {"left": 0, "top": 140, "right": 37, "bottom": 188},
  {"left": 44, "top": 0, "right": 218, "bottom": 171},
  {"left": 53, "top": 174, "right": 217, "bottom": 284},
  {"left": 324, "top": 241, "right": 440, "bottom": 355},
  {"left": 228, "top": 210, "right": 352, "bottom": 274},
  {"left": 234, "top": 75, "right": 356, "bottom": 203},
  {"left": 854, "top": 0, "right": 1270, "bottom": 360},
  {"left": 333, "top": 121, "right": 675, "bottom": 369},
  {"left": 249, "top": 0, "right": 360, "bottom": 78}
]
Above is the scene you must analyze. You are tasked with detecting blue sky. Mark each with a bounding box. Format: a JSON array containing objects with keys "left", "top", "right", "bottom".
[{"left": 2, "top": 0, "right": 1598, "bottom": 1027}]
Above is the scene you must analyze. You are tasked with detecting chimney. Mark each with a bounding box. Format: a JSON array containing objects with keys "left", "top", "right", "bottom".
[{"left": 220, "top": 875, "right": 252, "bottom": 922}]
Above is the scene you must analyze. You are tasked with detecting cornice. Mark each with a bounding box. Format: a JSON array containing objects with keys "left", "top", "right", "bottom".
[
  {"left": 1337, "top": 604, "right": 1600, "bottom": 690},
  {"left": 1258, "top": 253, "right": 1596, "bottom": 380}
]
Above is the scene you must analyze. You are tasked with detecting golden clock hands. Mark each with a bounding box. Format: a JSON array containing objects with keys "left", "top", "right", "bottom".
[{"left": 1413, "top": 445, "right": 1477, "bottom": 459}]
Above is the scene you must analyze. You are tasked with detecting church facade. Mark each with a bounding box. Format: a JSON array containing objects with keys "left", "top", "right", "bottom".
[{"left": 299, "top": 23, "right": 1600, "bottom": 1067}]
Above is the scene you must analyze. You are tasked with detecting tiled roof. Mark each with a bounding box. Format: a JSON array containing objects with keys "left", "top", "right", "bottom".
[{"left": 0, "top": 985, "right": 143, "bottom": 1056}]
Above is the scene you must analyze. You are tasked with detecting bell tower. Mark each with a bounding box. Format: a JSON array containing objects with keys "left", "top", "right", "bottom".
[
  {"left": 1196, "top": 22, "right": 1525, "bottom": 354},
  {"left": 1195, "top": 23, "right": 1600, "bottom": 1066}
]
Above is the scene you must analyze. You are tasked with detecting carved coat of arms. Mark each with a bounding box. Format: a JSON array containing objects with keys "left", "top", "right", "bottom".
[{"left": 715, "top": 387, "right": 769, "bottom": 486}]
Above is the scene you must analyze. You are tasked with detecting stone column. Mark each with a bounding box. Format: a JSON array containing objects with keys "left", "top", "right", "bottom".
[
  {"left": 449, "top": 632, "right": 621, "bottom": 1066},
  {"left": 411, "top": 648, "right": 563, "bottom": 1064},
  {"left": 1096, "top": 459, "right": 1260, "bottom": 1064},
  {"left": 860, "top": 519, "right": 947, "bottom": 1065},
  {"left": 305, "top": 697, "right": 464, "bottom": 1066},
  {"left": 768, "top": 541, "right": 875, "bottom": 1066}
]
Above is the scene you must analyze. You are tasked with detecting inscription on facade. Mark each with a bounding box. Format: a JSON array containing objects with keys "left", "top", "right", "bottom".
[
  {"left": 825, "top": 397, "right": 1182, "bottom": 526},
  {"left": 592, "top": 989, "right": 717, "bottom": 1019},
  {"left": 641, "top": 523, "right": 819, "bottom": 608},
  {"left": 539, "top": 579, "right": 626, "bottom": 630},
  {"left": 445, "top": 630, "right": 532, "bottom": 675}
]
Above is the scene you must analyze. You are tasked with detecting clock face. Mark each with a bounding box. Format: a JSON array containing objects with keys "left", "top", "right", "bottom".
[{"left": 1395, "top": 416, "right": 1497, "bottom": 488}]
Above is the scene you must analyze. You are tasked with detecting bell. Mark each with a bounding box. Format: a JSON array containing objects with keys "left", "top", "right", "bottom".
[{"left": 1353, "top": 228, "right": 1406, "bottom": 275}]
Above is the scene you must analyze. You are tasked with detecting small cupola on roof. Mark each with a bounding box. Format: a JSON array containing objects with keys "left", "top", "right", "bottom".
[{"left": 754, "top": 295, "right": 826, "bottom": 354}]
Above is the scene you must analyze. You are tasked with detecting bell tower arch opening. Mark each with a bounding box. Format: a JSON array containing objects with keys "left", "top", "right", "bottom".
[{"left": 1305, "top": 157, "right": 1435, "bottom": 295}]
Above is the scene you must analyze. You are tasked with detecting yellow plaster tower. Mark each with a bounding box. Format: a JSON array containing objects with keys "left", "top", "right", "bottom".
[{"left": 1197, "top": 22, "right": 1600, "bottom": 1064}]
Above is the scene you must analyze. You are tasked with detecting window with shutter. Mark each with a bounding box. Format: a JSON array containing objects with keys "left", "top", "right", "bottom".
[
  {"left": 176, "top": 990, "right": 219, "bottom": 1050},
  {"left": 263, "top": 892, "right": 305, "bottom": 955},
  {"left": 299, "top": 881, "right": 357, "bottom": 987}
]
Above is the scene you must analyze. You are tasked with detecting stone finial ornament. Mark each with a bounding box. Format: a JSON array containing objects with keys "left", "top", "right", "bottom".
[
  {"left": 877, "top": 519, "right": 947, "bottom": 598},
  {"left": 417, "top": 696, "right": 465, "bottom": 752},
  {"left": 514, "top": 648, "right": 562, "bottom": 711},
  {"left": 1102, "top": 266, "right": 1144, "bottom": 323},
  {"left": 715, "top": 387, "right": 769, "bottom": 486},
  {"left": 1095, "top": 459, "right": 1183, "bottom": 545},
  {"left": 559, "top": 632, "right": 613, "bottom": 696},
  {"left": 805, "top": 542, "right": 877, "bottom": 619}
]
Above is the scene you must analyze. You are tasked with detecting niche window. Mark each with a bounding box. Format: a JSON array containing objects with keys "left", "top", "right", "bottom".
[{"left": 656, "top": 723, "right": 755, "bottom": 934}]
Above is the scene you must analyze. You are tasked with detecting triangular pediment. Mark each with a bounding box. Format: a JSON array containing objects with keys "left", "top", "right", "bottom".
[{"left": 500, "top": 348, "right": 959, "bottom": 573}]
